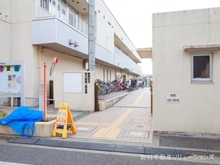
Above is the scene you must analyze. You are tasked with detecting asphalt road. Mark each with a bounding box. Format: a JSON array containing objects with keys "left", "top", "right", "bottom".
[{"left": 0, "top": 142, "right": 215, "bottom": 165}]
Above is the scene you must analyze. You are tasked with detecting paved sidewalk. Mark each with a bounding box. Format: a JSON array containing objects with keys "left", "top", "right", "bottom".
[
  {"left": 1, "top": 88, "right": 153, "bottom": 144},
  {"left": 0, "top": 90, "right": 129, "bottom": 114},
  {"left": 62, "top": 88, "right": 153, "bottom": 143},
  {"left": 3, "top": 89, "right": 220, "bottom": 164}
]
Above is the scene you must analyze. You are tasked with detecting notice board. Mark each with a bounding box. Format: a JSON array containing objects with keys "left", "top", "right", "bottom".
[
  {"left": 0, "top": 62, "right": 22, "bottom": 94},
  {"left": 0, "top": 62, "right": 25, "bottom": 105},
  {"left": 63, "top": 72, "right": 82, "bottom": 93}
]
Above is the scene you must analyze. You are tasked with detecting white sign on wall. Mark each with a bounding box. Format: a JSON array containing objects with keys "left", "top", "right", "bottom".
[
  {"left": 0, "top": 62, "right": 25, "bottom": 105},
  {"left": 63, "top": 72, "right": 82, "bottom": 93},
  {"left": 166, "top": 92, "right": 180, "bottom": 103},
  {"left": 0, "top": 64, "right": 21, "bottom": 94}
]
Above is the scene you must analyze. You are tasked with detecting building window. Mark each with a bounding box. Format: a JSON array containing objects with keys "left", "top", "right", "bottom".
[
  {"left": 191, "top": 54, "right": 212, "bottom": 82},
  {"left": 103, "top": 69, "right": 105, "bottom": 81},
  {"left": 41, "top": 0, "right": 49, "bottom": 11},
  {"left": 69, "top": 13, "right": 74, "bottom": 26},
  {"left": 62, "top": 9, "right": 66, "bottom": 15}
]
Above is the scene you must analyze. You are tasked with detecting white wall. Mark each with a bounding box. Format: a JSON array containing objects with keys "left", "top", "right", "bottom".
[
  {"left": 96, "top": 64, "right": 116, "bottom": 81},
  {"left": 54, "top": 71, "right": 95, "bottom": 111},
  {"left": 0, "top": 0, "right": 140, "bottom": 106},
  {"left": 0, "top": 0, "right": 11, "bottom": 61},
  {"left": 10, "top": 0, "right": 38, "bottom": 99},
  {"left": 38, "top": 48, "right": 85, "bottom": 98},
  {"left": 95, "top": 0, "right": 141, "bottom": 62},
  {"left": 0, "top": 21, "right": 11, "bottom": 62},
  {"left": 0, "top": 0, "right": 11, "bottom": 22},
  {"left": 95, "top": 0, "right": 115, "bottom": 53},
  {"left": 153, "top": 7, "right": 220, "bottom": 134}
]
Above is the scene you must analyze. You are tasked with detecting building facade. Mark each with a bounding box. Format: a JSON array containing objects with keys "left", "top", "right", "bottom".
[
  {"left": 153, "top": 7, "right": 220, "bottom": 135},
  {"left": 0, "top": 0, "right": 142, "bottom": 106}
]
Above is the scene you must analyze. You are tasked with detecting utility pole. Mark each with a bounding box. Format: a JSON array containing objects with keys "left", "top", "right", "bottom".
[
  {"left": 88, "top": 0, "right": 96, "bottom": 72},
  {"left": 89, "top": 0, "right": 98, "bottom": 111}
]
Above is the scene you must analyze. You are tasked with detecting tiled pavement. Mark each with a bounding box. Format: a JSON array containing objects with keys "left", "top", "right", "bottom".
[
  {"left": 1, "top": 88, "right": 153, "bottom": 143},
  {"left": 4, "top": 89, "right": 220, "bottom": 162},
  {"left": 67, "top": 88, "right": 153, "bottom": 143}
]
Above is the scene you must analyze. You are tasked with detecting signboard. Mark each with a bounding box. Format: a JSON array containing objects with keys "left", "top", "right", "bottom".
[
  {"left": 56, "top": 107, "right": 67, "bottom": 126},
  {"left": 0, "top": 62, "right": 25, "bottom": 105},
  {"left": 53, "top": 103, "right": 77, "bottom": 139},
  {"left": 63, "top": 72, "right": 82, "bottom": 93},
  {"left": 166, "top": 92, "right": 180, "bottom": 103}
]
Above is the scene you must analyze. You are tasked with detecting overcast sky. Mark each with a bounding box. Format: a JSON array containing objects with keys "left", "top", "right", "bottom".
[{"left": 103, "top": 0, "right": 220, "bottom": 75}]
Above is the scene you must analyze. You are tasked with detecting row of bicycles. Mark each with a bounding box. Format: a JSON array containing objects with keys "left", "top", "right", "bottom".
[{"left": 95, "top": 78, "right": 145, "bottom": 95}]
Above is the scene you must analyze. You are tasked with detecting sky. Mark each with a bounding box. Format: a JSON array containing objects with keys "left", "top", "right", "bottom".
[{"left": 103, "top": 0, "right": 220, "bottom": 75}]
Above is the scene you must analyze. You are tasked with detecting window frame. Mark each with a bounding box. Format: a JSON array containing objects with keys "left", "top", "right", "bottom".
[
  {"left": 40, "top": 0, "right": 49, "bottom": 12},
  {"left": 191, "top": 53, "right": 213, "bottom": 82}
]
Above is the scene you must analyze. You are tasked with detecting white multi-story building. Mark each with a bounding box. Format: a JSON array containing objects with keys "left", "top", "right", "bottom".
[
  {"left": 153, "top": 7, "right": 220, "bottom": 139},
  {"left": 0, "top": 0, "right": 142, "bottom": 106}
]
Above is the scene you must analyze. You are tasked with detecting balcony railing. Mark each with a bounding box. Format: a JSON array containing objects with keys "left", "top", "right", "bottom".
[
  {"left": 114, "top": 46, "right": 141, "bottom": 73},
  {"left": 35, "top": 0, "right": 88, "bottom": 36}
]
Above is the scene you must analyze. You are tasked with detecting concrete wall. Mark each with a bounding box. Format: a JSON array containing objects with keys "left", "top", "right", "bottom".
[
  {"left": 0, "top": 0, "right": 11, "bottom": 62},
  {"left": 53, "top": 71, "right": 95, "bottom": 111},
  {"left": 96, "top": 64, "right": 116, "bottom": 81},
  {"left": 0, "top": 18, "right": 11, "bottom": 62},
  {"left": 32, "top": 18, "right": 88, "bottom": 55},
  {"left": 0, "top": 0, "right": 141, "bottom": 106},
  {"left": 153, "top": 7, "right": 220, "bottom": 134},
  {"left": 0, "top": 0, "right": 11, "bottom": 22},
  {"left": 10, "top": 0, "right": 38, "bottom": 101},
  {"left": 95, "top": 0, "right": 141, "bottom": 63},
  {"left": 95, "top": 0, "right": 116, "bottom": 54},
  {"left": 39, "top": 48, "right": 85, "bottom": 80}
]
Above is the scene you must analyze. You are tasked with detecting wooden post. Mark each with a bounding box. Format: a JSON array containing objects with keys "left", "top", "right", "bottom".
[{"left": 94, "top": 83, "right": 99, "bottom": 111}]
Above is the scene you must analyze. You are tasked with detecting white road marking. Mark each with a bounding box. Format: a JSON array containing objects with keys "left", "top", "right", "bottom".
[{"left": 0, "top": 161, "right": 31, "bottom": 165}]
